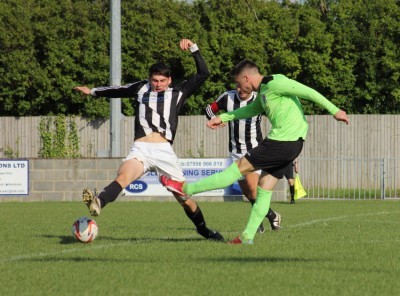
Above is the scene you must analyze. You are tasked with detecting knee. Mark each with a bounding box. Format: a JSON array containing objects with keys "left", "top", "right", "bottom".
[
  {"left": 115, "top": 174, "right": 132, "bottom": 189},
  {"left": 175, "top": 195, "right": 195, "bottom": 207},
  {"left": 244, "top": 189, "right": 257, "bottom": 200},
  {"left": 236, "top": 158, "right": 253, "bottom": 175}
]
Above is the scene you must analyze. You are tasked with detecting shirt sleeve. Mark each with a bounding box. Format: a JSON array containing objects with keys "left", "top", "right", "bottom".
[
  {"left": 267, "top": 75, "right": 340, "bottom": 115},
  {"left": 91, "top": 80, "right": 146, "bottom": 98},
  {"left": 219, "top": 95, "right": 264, "bottom": 123},
  {"left": 176, "top": 44, "right": 210, "bottom": 101},
  {"left": 205, "top": 93, "right": 228, "bottom": 120}
]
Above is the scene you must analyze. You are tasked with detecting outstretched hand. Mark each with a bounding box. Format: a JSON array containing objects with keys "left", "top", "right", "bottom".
[
  {"left": 207, "top": 116, "right": 226, "bottom": 130},
  {"left": 179, "top": 39, "right": 194, "bottom": 51},
  {"left": 334, "top": 110, "right": 350, "bottom": 125},
  {"left": 73, "top": 86, "right": 92, "bottom": 95}
]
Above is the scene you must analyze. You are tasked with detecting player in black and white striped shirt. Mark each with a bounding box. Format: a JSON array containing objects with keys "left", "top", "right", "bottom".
[
  {"left": 205, "top": 90, "right": 263, "bottom": 154},
  {"left": 74, "top": 39, "right": 224, "bottom": 241},
  {"left": 205, "top": 88, "right": 281, "bottom": 231}
]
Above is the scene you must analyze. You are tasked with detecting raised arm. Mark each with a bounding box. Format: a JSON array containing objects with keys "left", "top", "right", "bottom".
[
  {"left": 266, "top": 75, "right": 349, "bottom": 124},
  {"left": 177, "top": 39, "right": 210, "bottom": 99},
  {"left": 74, "top": 81, "right": 145, "bottom": 98}
]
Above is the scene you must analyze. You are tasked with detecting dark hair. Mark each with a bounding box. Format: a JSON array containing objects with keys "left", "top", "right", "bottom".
[
  {"left": 148, "top": 62, "right": 171, "bottom": 78},
  {"left": 230, "top": 59, "right": 259, "bottom": 77}
]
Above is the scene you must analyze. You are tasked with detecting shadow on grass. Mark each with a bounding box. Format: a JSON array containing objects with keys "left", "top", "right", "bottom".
[
  {"left": 209, "top": 257, "right": 321, "bottom": 263},
  {"left": 100, "top": 236, "right": 205, "bottom": 243},
  {"left": 40, "top": 234, "right": 78, "bottom": 245},
  {"left": 26, "top": 256, "right": 139, "bottom": 263},
  {"left": 273, "top": 201, "right": 299, "bottom": 205},
  {"left": 21, "top": 254, "right": 318, "bottom": 264},
  {"left": 40, "top": 234, "right": 207, "bottom": 245}
]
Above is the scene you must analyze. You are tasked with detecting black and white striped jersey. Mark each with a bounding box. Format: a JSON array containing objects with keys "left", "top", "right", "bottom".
[
  {"left": 205, "top": 90, "right": 263, "bottom": 154},
  {"left": 91, "top": 49, "right": 209, "bottom": 144}
]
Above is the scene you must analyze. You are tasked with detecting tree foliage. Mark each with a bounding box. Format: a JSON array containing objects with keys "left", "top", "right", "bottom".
[{"left": 0, "top": 0, "right": 399, "bottom": 116}]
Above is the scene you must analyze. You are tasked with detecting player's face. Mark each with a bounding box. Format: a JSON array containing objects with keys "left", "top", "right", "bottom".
[
  {"left": 234, "top": 74, "right": 253, "bottom": 98},
  {"left": 236, "top": 85, "right": 252, "bottom": 101},
  {"left": 150, "top": 74, "right": 171, "bottom": 92}
]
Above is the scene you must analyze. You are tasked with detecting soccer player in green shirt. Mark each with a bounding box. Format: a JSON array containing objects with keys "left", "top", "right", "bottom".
[{"left": 161, "top": 59, "right": 349, "bottom": 244}]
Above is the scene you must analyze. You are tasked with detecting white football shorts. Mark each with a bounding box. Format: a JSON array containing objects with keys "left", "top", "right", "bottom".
[{"left": 124, "top": 142, "right": 185, "bottom": 182}]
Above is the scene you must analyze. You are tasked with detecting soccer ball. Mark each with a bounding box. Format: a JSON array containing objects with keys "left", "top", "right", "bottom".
[{"left": 71, "top": 216, "right": 99, "bottom": 243}]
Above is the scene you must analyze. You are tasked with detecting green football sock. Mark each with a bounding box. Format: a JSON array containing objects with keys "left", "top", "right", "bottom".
[
  {"left": 184, "top": 162, "right": 242, "bottom": 195},
  {"left": 241, "top": 187, "right": 272, "bottom": 241}
]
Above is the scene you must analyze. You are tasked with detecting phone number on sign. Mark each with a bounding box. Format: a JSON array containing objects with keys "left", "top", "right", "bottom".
[{"left": 180, "top": 160, "right": 224, "bottom": 167}]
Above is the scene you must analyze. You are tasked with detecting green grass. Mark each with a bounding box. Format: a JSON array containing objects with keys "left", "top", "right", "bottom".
[{"left": 1, "top": 200, "right": 400, "bottom": 295}]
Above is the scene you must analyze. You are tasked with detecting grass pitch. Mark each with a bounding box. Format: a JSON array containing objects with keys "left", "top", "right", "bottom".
[{"left": 1, "top": 200, "right": 399, "bottom": 295}]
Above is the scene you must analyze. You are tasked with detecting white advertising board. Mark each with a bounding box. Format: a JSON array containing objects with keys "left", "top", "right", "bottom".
[
  {"left": 0, "top": 159, "right": 29, "bottom": 195},
  {"left": 123, "top": 158, "right": 242, "bottom": 197}
]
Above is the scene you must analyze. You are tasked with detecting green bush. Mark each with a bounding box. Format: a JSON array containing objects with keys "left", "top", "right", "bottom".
[
  {"left": 1, "top": 0, "right": 399, "bottom": 116},
  {"left": 38, "top": 115, "right": 81, "bottom": 158}
]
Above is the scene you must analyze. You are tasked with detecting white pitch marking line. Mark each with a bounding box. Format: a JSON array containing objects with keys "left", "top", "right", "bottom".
[
  {"left": 288, "top": 211, "right": 398, "bottom": 228},
  {"left": 1, "top": 241, "right": 132, "bottom": 264},
  {"left": 0, "top": 234, "right": 201, "bottom": 265}
]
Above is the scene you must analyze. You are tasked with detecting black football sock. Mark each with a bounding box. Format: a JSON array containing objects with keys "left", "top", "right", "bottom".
[
  {"left": 266, "top": 208, "right": 277, "bottom": 221},
  {"left": 184, "top": 206, "right": 210, "bottom": 237},
  {"left": 290, "top": 185, "right": 295, "bottom": 200},
  {"left": 97, "top": 180, "right": 123, "bottom": 208}
]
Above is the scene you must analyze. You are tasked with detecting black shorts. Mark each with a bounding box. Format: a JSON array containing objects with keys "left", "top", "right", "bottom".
[{"left": 244, "top": 138, "right": 303, "bottom": 179}]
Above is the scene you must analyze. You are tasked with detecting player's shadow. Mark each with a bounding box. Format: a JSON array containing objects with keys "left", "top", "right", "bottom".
[
  {"left": 208, "top": 257, "right": 321, "bottom": 263},
  {"left": 40, "top": 234, "right": 207, "bottom": 245},
  {"left": 40, "top": 234, "right": 79, "bottom": 245},
  {"left": 26, "top": 257, "right": 139, "bottom": 263},
  {"left": 274, "top": 201, "right": 298, "bottom": 205},
  {"left": 100, "top": 236, "right": 205, "bottom": 243}
]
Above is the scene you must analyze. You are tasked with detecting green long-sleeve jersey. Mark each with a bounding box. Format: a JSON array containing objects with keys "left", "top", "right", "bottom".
[{"left": 219, "top": 74, "right": 339, "bottom": 141}]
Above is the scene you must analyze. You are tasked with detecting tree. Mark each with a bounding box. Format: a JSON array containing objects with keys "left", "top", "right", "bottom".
[
  {"left": 1, "top": 0, "right": 399, "bottom": 116},
  {"left": 0, "top": 0, "right": 110, "bottom": 117}
]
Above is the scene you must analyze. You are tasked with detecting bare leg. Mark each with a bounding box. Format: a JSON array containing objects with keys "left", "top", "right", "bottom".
[
  {"left": 98, "top": 158, "right": 145, "bottom": 208},
  {"left": 173, "top": 192, "right": 224, "bottom": 241}
]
